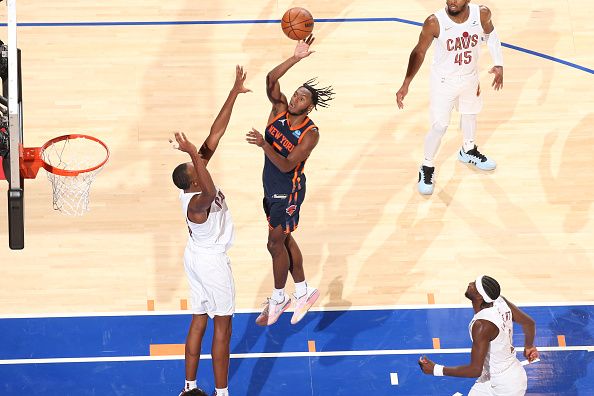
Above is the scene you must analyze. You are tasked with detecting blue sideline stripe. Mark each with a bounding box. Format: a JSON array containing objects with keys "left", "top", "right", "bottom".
[
  {"left": 0, "top": 17, "right": 591, "bottom": 74},
  {"left": 0, "top": 305, "right": 592, "bottom": 360},
  {"left": 502, "top": 43, "right": 594, "bottom": 74},
  {"left": 313, "top": 17, "right": 422, "bottom": 26}
]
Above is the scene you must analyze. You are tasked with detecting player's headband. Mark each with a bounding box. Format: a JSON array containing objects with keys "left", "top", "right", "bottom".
[{"left": 475, "top": 275, "right": 494, "bottom": 303}]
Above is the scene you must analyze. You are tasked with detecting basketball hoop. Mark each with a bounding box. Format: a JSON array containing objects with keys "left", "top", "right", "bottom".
[{"left": 30, "top": 134, "right": 109, "bottom": 216}]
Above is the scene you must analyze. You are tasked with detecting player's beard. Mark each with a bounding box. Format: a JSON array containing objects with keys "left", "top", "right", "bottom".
[
  {"left": 447, "top": 4, "right": 467, "bottom": 17},
  {"left": 288, "top": 107, "right": 308, "bottom": 116},
  {"left": 464, "top": 290, "right": 472, "bottom": 300}
]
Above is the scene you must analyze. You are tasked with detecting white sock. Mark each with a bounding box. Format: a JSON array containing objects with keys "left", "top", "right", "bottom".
[
  {"left": 215, "top": 387, "right": 229, "bottom": 396},
  {"left": 422, "top": 158, "right": 434, "bottom": 167},
  {"left": 295, "top": 281, "right": 307, "bottom": 298},
  {"left": 184, "top": 380, "right": 197, "bottom": 391},
  {"left": 271, "top": 288, "right": 285, "bottom": 303},
  {"left": 463, "top": 140, "right": 475, "bottom": 153},
  {"left": 461, "top": 114, "right": 477, "bottom": 152}
]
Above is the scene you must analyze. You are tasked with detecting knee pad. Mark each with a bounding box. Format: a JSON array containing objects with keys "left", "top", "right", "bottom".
[{"left": 429, "top": 122, "right": 448, "bottom": 138}]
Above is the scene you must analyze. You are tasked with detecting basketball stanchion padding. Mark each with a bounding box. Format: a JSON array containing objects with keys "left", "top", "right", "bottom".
[{"left": 20, "top": 134, "right": 109, "bottom": 216}]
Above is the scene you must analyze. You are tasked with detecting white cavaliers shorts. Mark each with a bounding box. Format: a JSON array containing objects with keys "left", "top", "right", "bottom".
[
  {"left": 183, "top": 248, "right": 235, "bottom": 318},
  {"left": 430, "top": 70, "right": 483, "bottom": 128},
  {"left": 468, "top": 362, "right": 528, "bottom": 396}
]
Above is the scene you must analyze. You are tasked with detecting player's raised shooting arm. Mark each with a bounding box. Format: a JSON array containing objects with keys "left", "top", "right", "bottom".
[
  {"left": 266, "top": 59, "right": 291, "bottom": 112},
  {"left": 201, "top": 66, "right": 251, "bottom": 166},
  {"left": 443, "top": 320, "right": 497, "bottom": 378},
  {"left": 266, "top": 57, "right": 297, "bottom": 119},
  {"left": 266, "top": 36, "right": 315, "bottom": 121},
  {"left": 502, "top": 297, "right": 536, "bottom": 348},
  {"left": 401, "top": 15, "right": 439, "bottom": 87}
]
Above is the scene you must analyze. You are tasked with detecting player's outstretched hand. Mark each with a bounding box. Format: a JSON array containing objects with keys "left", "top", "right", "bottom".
[
  {"left": 489, "top": 66, "right": 503, "bottom": 90},
  {"left": 170, "top": 132, "right": 197, "bottom": 154},
  {"left": 294, "top": 35, "right": 315, "bottom": 59},
  {"left": 233, "top": 65, "right": 252, "bottom": 94},
  {"left": 418, "top": 355, "right": 435, "bottom": 375},
  {"left": 524, "top": 345, "right": 539, "bottom": 362},
  {"left": 246, "top": 128, "right": 265, "bottom": 147},
  {"left": 396, "top": 84, "right": 409, "bottom": 109}
]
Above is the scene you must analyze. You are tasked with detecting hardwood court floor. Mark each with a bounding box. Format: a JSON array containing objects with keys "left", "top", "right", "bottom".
[{"left": 0, "top": 1, "right": 593, "bottom": 314}]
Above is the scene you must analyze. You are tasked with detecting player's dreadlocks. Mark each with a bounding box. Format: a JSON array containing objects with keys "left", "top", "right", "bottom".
[{"left": 302, "top": 78, "right": 335, "bottom": 110}]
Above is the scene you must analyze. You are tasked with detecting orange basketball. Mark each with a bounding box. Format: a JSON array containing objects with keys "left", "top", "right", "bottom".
[{"left": 281, "top": 7, "right": 314, "bottom": 41}]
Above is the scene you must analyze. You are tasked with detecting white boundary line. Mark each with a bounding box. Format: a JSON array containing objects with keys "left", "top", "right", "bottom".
[
  {"left": 0, "top": 301, "right": 592, "bottom": 319},
  {"left": 0, "top": 346, "right": 591, "bottom": 365}
]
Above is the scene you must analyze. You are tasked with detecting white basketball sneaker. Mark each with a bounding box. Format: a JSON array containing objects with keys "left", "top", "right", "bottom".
[{"left": 290, "top": 287, "right": 320, "bottom": 325}]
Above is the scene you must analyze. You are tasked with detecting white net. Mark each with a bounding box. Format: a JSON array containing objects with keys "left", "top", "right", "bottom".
[{"left": 41, "top": 135, "right": 108, "bottom": 216}]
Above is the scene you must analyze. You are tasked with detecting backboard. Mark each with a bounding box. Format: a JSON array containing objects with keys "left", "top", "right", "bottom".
[{"left": 1, "top": 0, "right": 24, "bottom": 250}]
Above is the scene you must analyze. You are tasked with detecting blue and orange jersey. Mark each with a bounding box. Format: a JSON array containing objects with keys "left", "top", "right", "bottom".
[{"left": 263, "top": 111, "right": 317, "bottom": 196}]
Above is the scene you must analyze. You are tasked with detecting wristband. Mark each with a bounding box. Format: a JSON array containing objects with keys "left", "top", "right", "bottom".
[{"left": 433, "top": 364, "right": 444, "bottom": 376}]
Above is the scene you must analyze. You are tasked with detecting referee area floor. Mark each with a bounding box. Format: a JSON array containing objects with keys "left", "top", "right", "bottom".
[{"left": 1, "top": 304, "right": 592, "bottom": 395}]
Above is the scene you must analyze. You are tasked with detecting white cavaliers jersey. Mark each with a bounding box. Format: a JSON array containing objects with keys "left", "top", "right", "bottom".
[
  {"left": 179, "top": 187, "right": 234, "bottom": 254},
  {"left": 432, "top": 4, "right": 484, "bottom": 76},
  {"left": 469, "top": 297, "right": 518, "bottom": 378}
]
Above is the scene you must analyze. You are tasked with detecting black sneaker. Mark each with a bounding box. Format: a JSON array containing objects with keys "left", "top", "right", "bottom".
[
  {"left": 458, "top": 145, "right": 496, "bottom": 170},
  {"left": 417, "top": 165, "right": 435, "bottom": 195},
  {"left": 179, "top": 388, "right": 208, "bottom": 396}
]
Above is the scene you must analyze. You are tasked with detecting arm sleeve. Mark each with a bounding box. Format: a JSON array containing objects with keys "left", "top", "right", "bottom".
[{"left": 484, "top": 28, "right": 504, "bottom": 67}]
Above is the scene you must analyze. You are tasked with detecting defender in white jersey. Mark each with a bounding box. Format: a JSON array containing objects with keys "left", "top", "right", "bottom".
[
  {"left": 419, "top": 275, "right": 539, "bottom": 396},
  {"left": 171, "top": 66, "right": 251, "bottom": 396},
  {"left": 396, "top": 0, "right": 505, "bottom": 195}
]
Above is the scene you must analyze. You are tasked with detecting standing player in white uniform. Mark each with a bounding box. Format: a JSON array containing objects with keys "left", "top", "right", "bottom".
[
  {"left": 419, "top": 275, "right": 540, "bottom": 395},
  {"left": 396, "top": 0, "right": 504, "bottom": 195},
  {"left": 171, "top": 66, "right": 251, "bottom": 396}
]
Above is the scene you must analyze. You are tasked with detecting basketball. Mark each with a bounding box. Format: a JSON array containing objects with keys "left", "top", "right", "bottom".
[{"left": 281, "top": 7, "right": 314, "bottom": 40}]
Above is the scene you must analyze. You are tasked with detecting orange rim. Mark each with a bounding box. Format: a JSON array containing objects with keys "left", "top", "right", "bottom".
[{"left": 40, "top": 134, "right": 110, "bottom": 176}]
